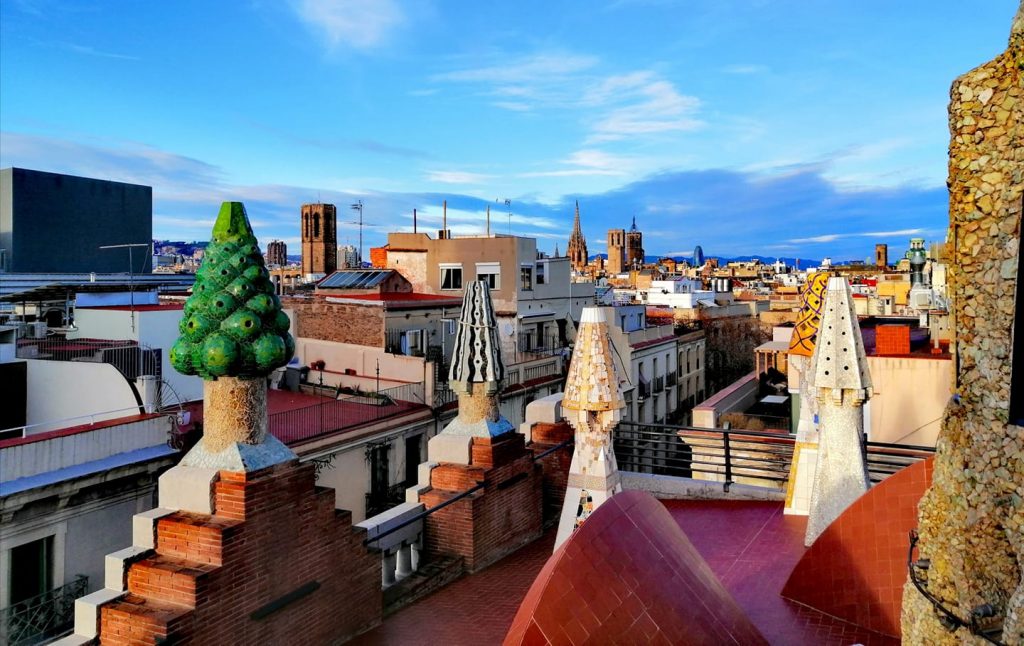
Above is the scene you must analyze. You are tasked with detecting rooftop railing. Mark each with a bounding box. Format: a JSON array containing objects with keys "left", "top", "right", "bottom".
[
  {"left": 0, "top": 575, "right": 88, "bottom": 646},
  {"left": 16, "top": 337, "right": 160, "bottom": 381},
  {"left": 270, "top": 382, "right": 427, "bottom": 446},
  {"left": 614, "top": 421, "right": 934, "bottom": 492}
]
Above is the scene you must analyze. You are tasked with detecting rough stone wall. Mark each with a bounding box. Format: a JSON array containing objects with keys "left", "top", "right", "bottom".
[
  {"left": 289, "top": 301, "right": 385, "bottom": 347},
  {"left": 902, "top": 5, "right": 1023, "bottom": 644}
]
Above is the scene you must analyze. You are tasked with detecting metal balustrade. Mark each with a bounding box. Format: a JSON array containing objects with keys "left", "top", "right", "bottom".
[
  {"left": 0, "top": 575, "right": 88, "bottom": 646},
  {"left": 614, "top": 421, "right": 935, "bottom": 492}
]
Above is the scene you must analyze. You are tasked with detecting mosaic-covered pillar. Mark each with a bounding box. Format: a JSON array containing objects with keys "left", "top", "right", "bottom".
[
  {"left": 554, "top": 307, "right": 626, "bottom": 550},
  {"left": 784, "top": 271, "right": 829, "bottom": 516},
  {"left": 805, "top": 276, "right": 873, "bottom": 546}
]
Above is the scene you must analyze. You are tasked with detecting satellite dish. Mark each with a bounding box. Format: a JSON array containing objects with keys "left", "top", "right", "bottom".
[{"left": 503, "top": 323, "right": 515, "bottom": 336}]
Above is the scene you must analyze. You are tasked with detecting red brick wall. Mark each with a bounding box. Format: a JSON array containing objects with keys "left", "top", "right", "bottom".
[
  {"left": 528, "top": 422, "right": 573, "bottom": 525},
  {"left": 422, "top": 435, "right": 543, "bottom": 572},
  {"left": 99, "top": 462, "right": 381, "bottom": 645},
  {"left": 875, "top": 324, "right": 911, "bottom": 356},
  {"left": 289, "top": 301, "right": 385, "bottom": 347}
]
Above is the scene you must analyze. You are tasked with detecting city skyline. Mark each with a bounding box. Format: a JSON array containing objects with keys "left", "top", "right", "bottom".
[{"left": 0, "top": 1, "right": 1017, "bottom": 259}]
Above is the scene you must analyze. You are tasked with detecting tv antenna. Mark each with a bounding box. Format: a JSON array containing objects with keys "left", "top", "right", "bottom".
[{"left": 496, "top": 198, "right": 512, "bottom": 235}]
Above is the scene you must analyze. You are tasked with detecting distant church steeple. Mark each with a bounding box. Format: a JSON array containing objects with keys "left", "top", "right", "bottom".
[{"left": 567, "top": 201, "right": 588, "bottom": 272}]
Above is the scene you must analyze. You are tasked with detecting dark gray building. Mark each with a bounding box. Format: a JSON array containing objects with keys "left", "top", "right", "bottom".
[{"left": 0, "top": 168, "right": 152, "bottom": 273}]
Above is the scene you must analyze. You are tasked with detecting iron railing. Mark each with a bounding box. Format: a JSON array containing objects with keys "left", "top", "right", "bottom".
[
  {"left": 652, "top": 376, "right": 665, "bottom": 393},
  {"left": 614, "top": 422, "right": 935, "bottom": 492},
  {"left": 0, "top": 575, "right": 88, "bottom": 646},
  {"left": 523, "top": 360, "right": 561, "bottom": 383},
  {"left": 16, "top": 337, "right": 160, "bottom": 381},
  {"left": 270, "top": 382, "right": 426, "bottom": 445}
]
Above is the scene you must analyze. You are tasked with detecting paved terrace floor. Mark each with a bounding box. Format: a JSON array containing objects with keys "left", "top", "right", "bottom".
[
  {"left": 181, "top": 388, "right": 426, "bottom": 446},
  {"left": 354, "top": 501, "right": 899, "bottom": 646}
]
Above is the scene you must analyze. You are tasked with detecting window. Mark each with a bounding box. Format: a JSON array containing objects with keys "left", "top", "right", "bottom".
[
  {"left": 520, "top": 266, "right": 533, "bottom": 291},
  {"left": 9, "top": 536, "right": 53, "bottom": 605},
  {"left": 440, "top": 264, "right": 463, "bottom": 290},
  {"left": 403, "top": 329, "right": 424, "bottom": 356},
  {"left": 476, "top": 262, "right": 500, "bottom": 290},
  {"left": 536, "top": 262, "right": 546, "bottom": 285}
]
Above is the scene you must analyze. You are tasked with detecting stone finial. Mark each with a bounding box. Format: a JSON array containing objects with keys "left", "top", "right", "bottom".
[
  {"left": 804, "top": 276, "right": 873, "bottom": 546},
  {"left": 562, "top": 307, "right": 625, "bottom": 418},
  {"left": 554, "top": 307, "right": 625, "bottom": 550},
  {"left": 430, "top": 280, "right": 513, "bottom": 444},
  {"left": 448, "top": 280, "right": 505, "bottom": 394},
  {"left": 811, "top": 277, "right": 872, "bottom": 404}
]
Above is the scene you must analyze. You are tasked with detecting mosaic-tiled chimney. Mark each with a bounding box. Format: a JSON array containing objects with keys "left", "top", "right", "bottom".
[
  {"left": 784, "top": 271, "right": 829, "bottom": 516},
  {"left": 555, "top": 307, "right": 626, "bottom": 549},
  {"left": 805, "top": 276, "right": 873, "bottom": 546},
  {"left": 428, "top": 281, "right": 513, "bottom": 463}
]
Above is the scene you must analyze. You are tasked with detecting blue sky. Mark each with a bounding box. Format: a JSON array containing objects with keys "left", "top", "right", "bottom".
[{"left": 1, "top": 1, "right": 1018, "bottom": 261}]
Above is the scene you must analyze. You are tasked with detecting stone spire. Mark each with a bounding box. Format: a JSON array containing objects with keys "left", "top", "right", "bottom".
[
  {"left": 567, "top": 201, "right": 588, "bottom": 272},
  {"left": 804, "top": 276, "right": 872, "bottom": 546},
  {"left": 435, "top": 280, "right": 512, "bottom": 439},
  {"left": 555, "top": 307, "right": 625, "bottom": 549},
  {"left": 784, "top": 271, "right": 829, "bottom": 516}
]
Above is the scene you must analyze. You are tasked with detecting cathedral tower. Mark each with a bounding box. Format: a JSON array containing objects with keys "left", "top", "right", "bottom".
[
  {"left": 625, "top": 216, "right": 644, "bottom": 269},
  {"left": 606, "top": 228, "right": 626, "bottom": 274},
  {"left": 567, "top": 201, "right": 588, "bottom": 272},
  {"left": 301, "top": 203, "right": 337, "bottom": 276}
]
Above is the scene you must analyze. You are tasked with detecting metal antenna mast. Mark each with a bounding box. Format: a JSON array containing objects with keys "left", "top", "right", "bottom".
[
  {"left": 349, "top": 200, "right": 364, "bottom": 267},
  {"left": 99, "top": 242, "right": 150, "bottom": 333}
]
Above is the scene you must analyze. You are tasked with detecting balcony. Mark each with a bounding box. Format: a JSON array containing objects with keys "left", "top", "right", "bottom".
[
  {"left": 653, "top": 376, "right": 665, "bottom": 393},
  {"left": 626, "top": 324, "right": 675, "bottom": 348},
  {"left": 0, "top": 576, "right": 88, "bottom": 646},
  {"left": 666, "top": 372, "right": 678, "bottom": 387},
  {"left": 637, "top": 381, "right": 651, "bottom": 399}
]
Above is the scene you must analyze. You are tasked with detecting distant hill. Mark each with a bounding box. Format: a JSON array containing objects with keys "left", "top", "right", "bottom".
[{"left": 589, "top": 253, "right": 823, "bottom": 268}]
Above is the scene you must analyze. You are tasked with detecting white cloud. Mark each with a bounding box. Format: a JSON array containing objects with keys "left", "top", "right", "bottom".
[
  {"left": 722, "top": 64, "right": 769, "bottom": 75},
  {"left": 492, "top": 101, "right": 532, "bottom": 112},
  {"left": 587, "top": 79, "right": 702, "bottom": 143},
  {"left": 519, "top": 149, "right": 632, "bottom": 178},
  {"left": 432, "top": 54, "right": 598, "bottom": 85},
  {"left": 663, "top": 250, "right": 695, "bottom": 257},
  {"left": 290, "top": 0, "right": 405, "bottom": 50},
  {"left": 787, "top": 228, "right": 924, "bottom": 244},
  {"left": 432, "top": 53, "right": 702, "bottom": 145},
  {"left": 425, "top": 170, "right": 494, "bottom": 184}
]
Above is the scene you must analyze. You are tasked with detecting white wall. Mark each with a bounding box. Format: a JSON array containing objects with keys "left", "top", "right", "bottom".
[
  {"left": 25, "top": 361, "right": 141, "bottom": 434},
  {"left": 137, "top": 310, "right": 203, "bottom": 403},
  {"left": 1, "top": 416, "right": 171, "bottom": 481},
  {"left": 865, "top": 355, "right": 951, "bottom": 446},
  {"left": 73, "top": 308, "right": 203, "bottom": 404}
]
